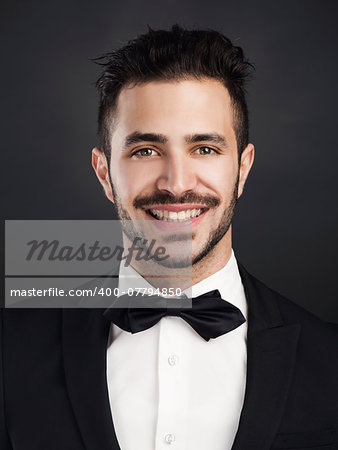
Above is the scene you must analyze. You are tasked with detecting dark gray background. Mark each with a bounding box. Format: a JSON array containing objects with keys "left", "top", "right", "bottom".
[{"left": 2, "top": 0, "right": 337, "bottom": 321}]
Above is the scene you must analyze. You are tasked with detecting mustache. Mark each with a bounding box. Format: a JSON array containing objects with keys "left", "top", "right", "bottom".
[{"left": 133, "top": 192, "right": 220, "bottom": 209}]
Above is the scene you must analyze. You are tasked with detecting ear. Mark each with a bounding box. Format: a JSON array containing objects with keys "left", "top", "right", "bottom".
[
  {"left": 237, "top": 143, "right": 255, "bottom": 198},
  {"left": 91, "top": 147, "right": 114, "bottom": 203}
]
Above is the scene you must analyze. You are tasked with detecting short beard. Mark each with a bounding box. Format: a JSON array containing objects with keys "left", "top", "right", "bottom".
[
  {"left": 191, "top": 174, "right": 239, "bottom": 266},
  {"left": 108, "top": 171, "right": 239, "bottom": 268}
]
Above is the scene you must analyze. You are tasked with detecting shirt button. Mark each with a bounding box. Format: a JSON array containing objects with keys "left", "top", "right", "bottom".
[
  {"left": 168, "top": 354, "right": 179, "bottom": 366},
  {"left": 164, "top": 433, "right": 175, "bottom": 444}
]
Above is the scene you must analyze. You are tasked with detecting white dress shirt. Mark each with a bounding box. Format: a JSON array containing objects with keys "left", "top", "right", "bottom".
[{"left": 106, "top": 250, "right": 248, "bottom": 450}]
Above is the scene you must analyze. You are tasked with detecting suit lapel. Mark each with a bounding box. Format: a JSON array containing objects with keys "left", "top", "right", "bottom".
[
  {"left": 232, "top": 265, "right": 301, "bottom": 450},
  {"left": 62, "top": 276, "right": 121, "bottom": 450}
]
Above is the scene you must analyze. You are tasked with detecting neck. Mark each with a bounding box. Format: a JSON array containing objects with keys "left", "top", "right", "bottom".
[{"left": 191, "top": 233, "right": 232, "bottom": 285}]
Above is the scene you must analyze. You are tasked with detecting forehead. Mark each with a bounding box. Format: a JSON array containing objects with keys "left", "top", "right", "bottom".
[{"left": 112, "top": 79, "right": 236, "bottom": 143}]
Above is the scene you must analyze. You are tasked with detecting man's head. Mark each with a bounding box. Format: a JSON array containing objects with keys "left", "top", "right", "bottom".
[{"left": 92, "top": 25, "right": 255, "bottom": 269}]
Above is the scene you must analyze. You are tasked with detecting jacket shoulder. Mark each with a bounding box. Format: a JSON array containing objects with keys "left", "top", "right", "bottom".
[{"left": 240, "top": 263, "right": 338, "bottom": 341}]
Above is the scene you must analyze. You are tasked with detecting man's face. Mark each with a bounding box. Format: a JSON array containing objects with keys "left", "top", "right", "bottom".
[{"left": 93, "top": 79, "right": 254, "bottom": 267}]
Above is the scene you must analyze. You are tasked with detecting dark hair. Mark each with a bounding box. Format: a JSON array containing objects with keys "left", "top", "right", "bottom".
[{"left": 94, "top": 25, "right": 254, "bottom": 162}]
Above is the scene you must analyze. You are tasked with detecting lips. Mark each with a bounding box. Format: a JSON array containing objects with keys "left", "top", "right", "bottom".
[{"left": 142, "top": 205, "right": 209, "bottom": 233}]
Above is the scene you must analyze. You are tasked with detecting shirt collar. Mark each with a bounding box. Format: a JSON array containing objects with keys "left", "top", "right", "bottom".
[
  {"left": 118, "top": 249, "right": 247, "bottom": 319},
  {"left": 186, "top": 250, "right": 247, "bottom": 319}
]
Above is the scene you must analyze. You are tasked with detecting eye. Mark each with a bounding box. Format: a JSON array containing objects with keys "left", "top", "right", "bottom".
[
  {"left": 195, "top": 146, "right": 217, "bottom": 156},
  {"left": 131, "top": 148, "right": 159, "bottom": 158}
]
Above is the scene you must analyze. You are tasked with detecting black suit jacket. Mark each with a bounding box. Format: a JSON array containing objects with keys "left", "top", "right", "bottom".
[{"left": 1, "top": 264, "right": 338, "bottom": 450}]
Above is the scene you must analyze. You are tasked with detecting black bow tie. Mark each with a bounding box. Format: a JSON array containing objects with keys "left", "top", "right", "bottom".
[{"left": 103, "top": 289, "right": 245, "bottom": 341}]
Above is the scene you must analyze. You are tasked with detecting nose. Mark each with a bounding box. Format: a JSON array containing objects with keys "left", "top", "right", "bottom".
[{"left": 156, "top": 152, "right": 197, "bottom": 196}]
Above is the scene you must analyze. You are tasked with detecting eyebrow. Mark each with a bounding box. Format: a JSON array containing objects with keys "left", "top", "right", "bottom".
[
  {"left": 122, "top": 131, "right": 228, "bottom": 150},
  {"left": 123, "top": 132, "right": 168, "bottom": 150},
  {"left": 184, "top": 133, "right": 228, "bottom": 147}
]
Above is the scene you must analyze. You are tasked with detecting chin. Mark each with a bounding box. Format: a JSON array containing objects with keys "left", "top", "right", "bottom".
[{"left": 152, "top": 255, "right": 193, "bottom": 270}]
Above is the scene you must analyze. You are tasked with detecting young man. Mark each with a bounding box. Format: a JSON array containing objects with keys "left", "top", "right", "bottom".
[{"left": 1, "top": 25, "right": 338, "bottom": 450}]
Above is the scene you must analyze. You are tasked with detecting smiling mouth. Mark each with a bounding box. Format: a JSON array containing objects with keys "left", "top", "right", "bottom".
[{"left": 145, "top": 207, "right": 209, "bottom": 222}]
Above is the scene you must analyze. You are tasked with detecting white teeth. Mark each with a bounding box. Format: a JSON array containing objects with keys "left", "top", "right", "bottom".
[
  {"left": 149, "top": 208, "right": 204, "bottom": 221},
  {"left": 169, "top": 211, "right": 178, "bottom": 220}
]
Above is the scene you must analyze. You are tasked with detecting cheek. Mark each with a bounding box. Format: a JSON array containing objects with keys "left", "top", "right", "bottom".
[
  {"left": 112, "top": 160, "right": 154, "bottom": 200},
  {"left": 204, "top": 160, "right": 238, "bottom": 197}
]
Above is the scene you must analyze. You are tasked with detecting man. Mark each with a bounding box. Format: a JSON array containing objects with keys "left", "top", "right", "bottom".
[{"left": 1, "top": 25, "right": 338, "bottom": 450}]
